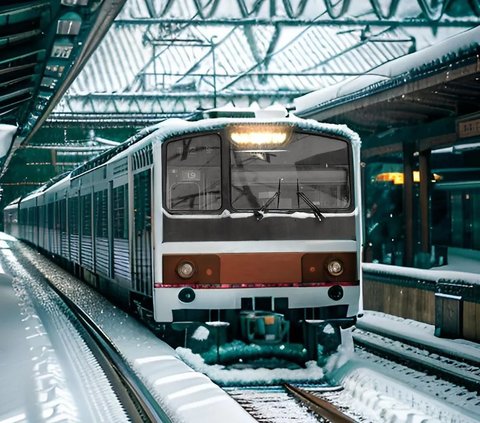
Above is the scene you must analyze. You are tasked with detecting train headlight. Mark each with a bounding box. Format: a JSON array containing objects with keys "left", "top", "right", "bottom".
[
  {"left": 228, "top": 124, "right": 292, "bottom": 150},
  {"left": 327, "top": 259, "right": 344, "bottom": 277},
  {"left": 177, "top": 261, "right": 195, "bottom": 279}
]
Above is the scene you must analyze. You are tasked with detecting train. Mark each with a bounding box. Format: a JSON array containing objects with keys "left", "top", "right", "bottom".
[{"left": 3, "top": 108, "right": 362, "bottom": 357}]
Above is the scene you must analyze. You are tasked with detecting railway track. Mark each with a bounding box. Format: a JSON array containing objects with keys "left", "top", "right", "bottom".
[
  {"left": 284, "top": 384, "right": 356, "bottom": 422},
  {"left": 226, "top": 384, "right": 361, "bottom": 422},
  {"left": 49, "top": 282, "right": 172, "bottom": 423},
  {"left": 2, "top": 247, "right": 171, "bottom": 423},
  {"left": 353, "top": 327, "right": 480, "bottom": 392}
]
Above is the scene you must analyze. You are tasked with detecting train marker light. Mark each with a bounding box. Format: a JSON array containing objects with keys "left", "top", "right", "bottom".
[
  {"left": 177, "top": 261, "right": 195, "bottom": 279},
  {"left": 228, "top": 125, "right": 292, "bottom": 149},
  {"left": 178, "top": 287, "right": 196, "bottom": 303},
  {"left": 327, "top": 259, "right": 344, "bottom": 276},
  {"left": 328, "top": 285, "right": 344, "bottom": 301}
]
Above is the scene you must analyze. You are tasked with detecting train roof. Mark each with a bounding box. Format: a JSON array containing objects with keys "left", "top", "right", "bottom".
[
  {"left": 99, "top": 115, "right": 361, "bottom": 168},
  {"left": 3, "top": 197, "right": 22, "bottom": 210},
  {"left": 21, "top": 185, "right": 48, "bottom": 203}
]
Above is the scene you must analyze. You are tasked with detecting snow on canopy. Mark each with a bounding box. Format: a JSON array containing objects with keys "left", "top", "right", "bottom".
[
  {"left": 52, "top": 0, "right": 475, "bottom": 117},
  {"left": 294, "top": 25, "right": 480, "bottom": 116}
]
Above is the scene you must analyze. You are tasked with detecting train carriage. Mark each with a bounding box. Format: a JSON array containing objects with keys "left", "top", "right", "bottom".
[{"left": 4, "top": 109, "right": 362, "bottom": 352}]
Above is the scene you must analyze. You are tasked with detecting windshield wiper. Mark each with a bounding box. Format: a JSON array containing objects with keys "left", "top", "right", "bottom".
[
  {"left": 296, "top": 179, "right": 325, "bottom": 222},
  {"left": 254, "top": 178, "right": 282, "bottom": 221}
]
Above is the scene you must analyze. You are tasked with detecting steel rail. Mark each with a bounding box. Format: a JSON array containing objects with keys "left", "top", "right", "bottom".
[
  {"left": 46, "top": 281, "right": 172, "bottom": 423},
  {"left": 353, "top": 332, "right": 480, "bottom": 393},
  {"left": 284, "top": 383, "right": 356, "bottom": 423},
  {"left": 354, "top": 324, "right": 480, "bottom": 368}
]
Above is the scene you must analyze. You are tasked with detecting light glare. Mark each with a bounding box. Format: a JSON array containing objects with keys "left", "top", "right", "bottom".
[
  {"left": 229, "top": 125, "right": 292, "bottom": 149},
  {"left": 230, "top": 131, "right": 287, "bottom": 145}
]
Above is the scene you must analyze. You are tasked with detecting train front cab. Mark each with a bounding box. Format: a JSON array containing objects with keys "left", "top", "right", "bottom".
[{"left": 152, "top": 120, "right": 362, "bottom": 352}]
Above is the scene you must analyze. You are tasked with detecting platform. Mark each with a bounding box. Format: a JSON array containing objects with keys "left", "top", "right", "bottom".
[{"left": 0, "top": 233, "right": 254, "bottom": 423}]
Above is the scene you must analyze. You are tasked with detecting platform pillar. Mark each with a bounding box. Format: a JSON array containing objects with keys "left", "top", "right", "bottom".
[
  {"left": 403, "top": 142, "right": 414, "bottom": 267},
  {"left": 419, "top": 149, "right": 431, "bottom": 254}
]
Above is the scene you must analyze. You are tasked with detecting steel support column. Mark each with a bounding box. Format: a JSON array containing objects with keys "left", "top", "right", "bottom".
[
  {"left": 419, "top": 149, "right": 431, "bottom": 254},
  {"left": 403, "top": 142, "right": 414, "bottom": 267}
]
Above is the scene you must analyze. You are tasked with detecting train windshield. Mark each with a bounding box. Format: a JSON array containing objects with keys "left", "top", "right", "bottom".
[
  {"left": 230, "top": 132, "right": 351, "bottom": 212},
  {"left": 165, "top": 134, "right": 222, "bottom": 211}
]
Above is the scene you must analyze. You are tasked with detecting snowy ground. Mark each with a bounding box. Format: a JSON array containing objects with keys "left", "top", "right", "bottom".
[
  {"left": 364, "top": 247, "right": 480, "bottom": 285},
  {"left": 1, "top": 232, "right": 479, "bottom": 422},
  {"left": 345, "top": 312, "right": 480, "bottom": 423}
]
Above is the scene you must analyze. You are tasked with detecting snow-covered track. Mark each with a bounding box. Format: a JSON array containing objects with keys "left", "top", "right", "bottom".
[
  {"left": 353, "top": 327, "right": 480, "bottom": 392},
  {"left": 284, "top": 383, "right": 356, "bottom": 422},
  {"left": 224, "top": 384, "right": 363, "bottom": 422},
  {"left": 0, "top": 241, "right": 171, "bottom": 423},
  {"left": 47, "top": 281, "right": 173, "bottom": 423},
  {"left": 357, "top": 319, "right": 480, "bottom": 368}
]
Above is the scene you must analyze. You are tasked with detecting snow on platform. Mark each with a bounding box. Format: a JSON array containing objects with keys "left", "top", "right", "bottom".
[
  {"left": 294, "top": 26, "right": 480, "bottom": 116},
  {"left": 0, "top": 272, "right": 33, "bottom": 423},
  {"left": 358, "top": 311, "right": 480, "bottom": 365},
  {"left": 363, "top": 247, "right": 480, "bottom": 285},
  {"left": 0, "top": 234, "right": 255, "bottom": 423}
]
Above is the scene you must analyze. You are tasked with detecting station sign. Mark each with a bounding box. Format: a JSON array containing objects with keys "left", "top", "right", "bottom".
[{"left": 457, "top": 115, "right": 480, "bottom": 139}]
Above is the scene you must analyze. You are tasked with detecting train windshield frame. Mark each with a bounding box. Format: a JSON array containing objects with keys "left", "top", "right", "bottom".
[
  {"left": 163, "top": 129, "right": 353, "bottom": 214},
  {"left": 230, "top": 131, "right": 352, "bottom": 213}
]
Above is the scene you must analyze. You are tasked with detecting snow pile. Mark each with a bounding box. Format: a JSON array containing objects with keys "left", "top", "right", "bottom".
[
  {"left": 358, "top": 311, "right": 480, "bottom": 363},
  {"left": 364, "top": 262, "right": 480, "bottom": 285},
  {"left": 331, "top": 363, "right": 479, "bottom": 423},
  {"left": 176, "top": 347, "right": 325, "bottom": 386}
]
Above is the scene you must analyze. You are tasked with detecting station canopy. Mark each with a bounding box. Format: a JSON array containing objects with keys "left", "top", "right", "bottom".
[
  {"left": 50, "top": 0, "right": 480, "bottom": 126},
  {"left": 0, "top": 0, "right": 479, "bottom": 204}
]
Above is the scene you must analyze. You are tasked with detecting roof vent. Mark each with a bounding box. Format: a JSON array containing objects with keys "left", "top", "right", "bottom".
[{"left": 254, "top": 104, "right": 288, "bottom": 119}]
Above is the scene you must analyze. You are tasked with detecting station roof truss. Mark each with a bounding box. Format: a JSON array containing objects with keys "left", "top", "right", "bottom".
[
  {"left": 48, "top": 0, "right": 480, "bottom": 127},
  {"left": 1, "top": 0, "right": 480, "bottom": 205}
]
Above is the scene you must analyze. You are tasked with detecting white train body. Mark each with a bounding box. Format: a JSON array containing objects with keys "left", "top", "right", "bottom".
[{"left": 4, "top": 115, "right": 362, "bottom": 344}]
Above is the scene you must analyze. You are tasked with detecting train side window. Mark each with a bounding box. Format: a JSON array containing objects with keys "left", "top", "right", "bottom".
[
  {"left": 113, "top": 185, "right": 128, "bottom": 239},
  {"left": 47, "top": 203, "right": 54, "bottom": 230},
  {"left": 69, "top": 197, "right": 79, "bottom": 235},
  {"left": 81, "top": 194, "right": 92, "bottom": 236},
  {"left": 59, "top": 199, "right": 66, "bottom": 232},
  {"left": 165, "top": 134, "right": 221, "bottom": 211},
  {"left": 95, "top": 190, "right": 108, "bottom": 238}
]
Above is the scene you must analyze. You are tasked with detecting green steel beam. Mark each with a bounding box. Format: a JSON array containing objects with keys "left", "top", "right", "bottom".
[{"left": 113, "top": 17, "right": 480, "bottom": 27}]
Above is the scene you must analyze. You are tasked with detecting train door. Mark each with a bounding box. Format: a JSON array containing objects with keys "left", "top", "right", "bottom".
[
  {"left": 33, "top": 200, "right": 39, "bottom": 245},
  {"left": 132, "top": 168, "right": 153, "bottom": 297}
]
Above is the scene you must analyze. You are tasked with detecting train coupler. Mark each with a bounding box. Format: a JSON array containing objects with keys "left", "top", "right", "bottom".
[{"left": 239, "top": 310, "right": 290, "bottom": 344}]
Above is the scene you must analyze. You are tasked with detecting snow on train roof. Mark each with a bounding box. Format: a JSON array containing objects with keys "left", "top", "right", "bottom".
[
  {"left": 294, "top": 25, "right": 480, "bottom": 116},
  {"left": 103, "top": 115, "right": 361, "bottom": 166},
  {"left": 20, "top": 172, "right": 72, "bottom": 204},
  {"left": 21, "top": 185, "right": 50, "bottom": 203}
]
